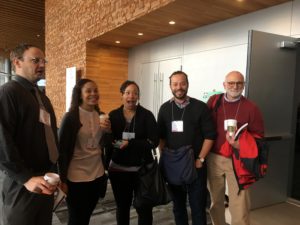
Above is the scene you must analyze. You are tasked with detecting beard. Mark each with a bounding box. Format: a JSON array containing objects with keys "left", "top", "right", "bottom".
[
  {"left": 172, "top": 89, "right": 188, "bottom": 100},
  {"left": 226, "top": 89, "right": 243, "bottom": 99}
]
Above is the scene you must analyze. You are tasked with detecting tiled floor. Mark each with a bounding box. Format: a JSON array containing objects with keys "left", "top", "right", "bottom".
[
  {"left": 53, "top": 201, "right": 300, "bottom": 225},
  {"left": 1, "top": 171, "right": 300, "bottom": 225},
  {"left": 250, "top": 201, "right": 300, "bottom": 225},
  {"left": 53, "top": 202, "right": 195, "bottom": 225},
  {"left": 53, "top": 184, "right": 209, "bottom": 225},
  {"left": 53, "top": 183, "right": 300, "bottom": 225}
]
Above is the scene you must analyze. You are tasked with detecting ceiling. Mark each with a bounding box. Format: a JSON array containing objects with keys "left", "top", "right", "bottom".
[
  {"left": 0, "top": 0, "right": 44, "bottom": 56},
  {"left": 93, "top": 0, "right": 291, "bottom": 48},
  {"left": 0, "top": 0, "right": 291, "bottom": 56}
]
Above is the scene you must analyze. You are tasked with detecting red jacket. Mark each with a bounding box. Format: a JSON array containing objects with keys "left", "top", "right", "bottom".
[{"left": 220, "top": 130, "right": 268, "bottom": 190}]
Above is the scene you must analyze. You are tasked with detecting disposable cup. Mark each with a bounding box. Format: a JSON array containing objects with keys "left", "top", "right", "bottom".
[
  {"left": 226, "top": 119, "right": 237, "bottom": 136},
  {"left": 44, "top": 172, "right": 60, "bottom": 185},
  {"left": 99, "top": 114, "right": 109, "bottom": 123}
]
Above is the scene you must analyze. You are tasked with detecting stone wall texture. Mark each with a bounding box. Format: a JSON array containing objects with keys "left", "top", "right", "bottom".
[{"left": 45, "top": 0, "right": 174, "bottom": 124}]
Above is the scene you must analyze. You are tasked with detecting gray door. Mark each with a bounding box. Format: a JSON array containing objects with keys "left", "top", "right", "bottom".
[{"left": 246, "top": 30, "right": 298, "bottom": 209}]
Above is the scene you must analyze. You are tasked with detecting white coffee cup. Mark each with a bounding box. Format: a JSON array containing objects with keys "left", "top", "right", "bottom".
[
  {"left": 99, "top": 114, "right": 109, "bottom": 123},
  {"left": 44, "top": 172, "right": 60, "bottom": 185},
  {"left": 226, "top": 119, "right": 237, "bottom": 136}
]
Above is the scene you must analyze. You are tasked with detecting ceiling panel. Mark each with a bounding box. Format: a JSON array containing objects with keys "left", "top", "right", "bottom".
[
  {"left": 0, "top": 0, "right": 45, "bottom": 56},
  {"left": 93, "top": 0, "right": 291, "bottom": 48},
  {"left": 0, "top": 0, "right": 291, "bottom": 56}
]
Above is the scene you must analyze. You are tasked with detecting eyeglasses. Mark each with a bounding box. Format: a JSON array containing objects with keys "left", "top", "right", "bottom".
[
  {"left": 226, "top": 81, "right": 245, "bottom": 87},
  {"left": 19, "top": 57, "right": 48, "bottom": 64}
]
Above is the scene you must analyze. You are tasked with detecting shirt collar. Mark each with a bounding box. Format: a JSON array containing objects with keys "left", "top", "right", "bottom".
[
  {"left": 224, "top": 93, "right": 242, "bottom": 103},
  {"left": 170, "top": 96, "right": 190, "bottom": 109},
  {"left": 13, "top": 75, "right": 36, "bottom": 91}
]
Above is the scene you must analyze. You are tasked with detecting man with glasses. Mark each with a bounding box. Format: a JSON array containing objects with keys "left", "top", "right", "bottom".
[
  {"left": 206, "top": 71, "right": 265, "bottom": 225},
  {"left": 0, "top": 43, "right": 58, "bottom": 225}
]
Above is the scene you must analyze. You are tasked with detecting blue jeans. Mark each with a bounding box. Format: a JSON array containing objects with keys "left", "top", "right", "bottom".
[{"left": 169, "top": 165, "right": 207, "bottom": 225}]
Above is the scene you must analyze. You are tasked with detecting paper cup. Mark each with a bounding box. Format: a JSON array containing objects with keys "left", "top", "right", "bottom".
[
  {"left": 99, "top": 114, "right": 109, "bottom": 123},
  {"left": 226, "top": 119, "right": 237, "bottom": 136},
  {"left": 44, "top": 172, "right": 60, "bottom": 185}
]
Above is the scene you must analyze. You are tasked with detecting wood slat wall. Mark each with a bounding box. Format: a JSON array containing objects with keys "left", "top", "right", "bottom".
[{"left": 86, "top": 41, "right": 128, "bottom": 114}]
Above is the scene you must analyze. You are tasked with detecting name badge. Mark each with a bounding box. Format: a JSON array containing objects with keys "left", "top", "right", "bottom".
[
  {"left": 39, "top": 108, "right": 51, "bottom": 126},
  {"left": 122, "top": 132, "right": 135, "bottom": 140},
  {"left": 86, "top": 138, "right": 98, "bottom": 149},
  {"left": 172, "top": 120, "right": 183, "bottom": 132}
]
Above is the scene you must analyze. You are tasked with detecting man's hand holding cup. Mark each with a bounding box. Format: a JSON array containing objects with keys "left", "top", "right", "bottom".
[
  {"left": 225, "top": 119, "right": 240, "bottom": 149},
  {"left": 43, "top": 172, "right": 60, "bottom": 194}
]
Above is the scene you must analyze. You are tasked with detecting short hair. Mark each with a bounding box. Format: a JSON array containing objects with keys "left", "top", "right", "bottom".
[
  {"left": 169, "top": 71, "right": 189, "bottom": 85},
  {"left": 69, "top": 78, "right": 100, "bottom": 113},
  {"left": 120, "top": 80, "right": 140, "bottom": 96},
  {"left": 10, "top": 43, "right": 37, "bottom": 71}
]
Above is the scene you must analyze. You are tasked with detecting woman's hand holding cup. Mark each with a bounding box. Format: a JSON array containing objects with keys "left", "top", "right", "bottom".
[{"left": 99, "top": 114, "right": 111, "bottom": 132}]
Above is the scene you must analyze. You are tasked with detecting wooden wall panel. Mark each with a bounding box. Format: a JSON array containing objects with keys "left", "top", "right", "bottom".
[
  {"left": 86, "top": 42, "right": 128, "bottom": 114},
  {"left": 44, "top": 0, "right": 290, "bottom": 123}
]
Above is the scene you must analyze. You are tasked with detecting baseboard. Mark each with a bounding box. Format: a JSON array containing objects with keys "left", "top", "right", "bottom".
[{"left": 287, "top": 198, "right": 300, "bottom": 207}]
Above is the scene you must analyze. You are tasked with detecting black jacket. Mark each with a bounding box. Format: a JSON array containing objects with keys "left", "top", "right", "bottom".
[
  {"left": 108, "top": 104, "right": 159, "bottom": 166},
  {"left": 0, "top": 76, "right": 57, "bottom": 185},
  {"left": 58, "top": 109, "right": 82, "bottom": 182}
]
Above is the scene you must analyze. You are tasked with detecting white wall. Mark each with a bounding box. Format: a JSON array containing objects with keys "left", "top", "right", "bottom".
[
  {"left": 129, "top": 0, "right": 300, "bottom": 100},
  {"left": 128, "top": 0, "right": 300, "bottom": 210}
]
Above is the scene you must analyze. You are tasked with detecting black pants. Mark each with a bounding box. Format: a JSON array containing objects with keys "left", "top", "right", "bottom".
[
  {"left": 109, "top": 171, "right": 153, "bottom": 225},
  {"left": 169, "top": 166, "right": 208, "bottom": 225},
  {"left": 1, "top": 176, "right": 53, "bottom": 225},
  {"left": 66, "top": 174, "right": 107, "bottom": 225}
]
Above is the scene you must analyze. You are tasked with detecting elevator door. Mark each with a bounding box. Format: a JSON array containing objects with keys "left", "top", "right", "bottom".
[{"left": 246, "top": 30, "right": 298, "bottom": 208}]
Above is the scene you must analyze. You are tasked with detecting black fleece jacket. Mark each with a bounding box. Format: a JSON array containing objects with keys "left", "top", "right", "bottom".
[{"left": 108, "top": 104, "right": 159, "bottom": 166}]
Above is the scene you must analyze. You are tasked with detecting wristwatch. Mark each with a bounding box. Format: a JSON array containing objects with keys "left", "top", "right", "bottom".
[{"left": 197, "top": 156, "right": 205, "bottom": 163}]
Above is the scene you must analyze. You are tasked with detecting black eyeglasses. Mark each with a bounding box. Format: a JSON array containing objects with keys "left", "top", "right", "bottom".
[{"left": 19, "top": 57, "right": 48, "bottom": 64}]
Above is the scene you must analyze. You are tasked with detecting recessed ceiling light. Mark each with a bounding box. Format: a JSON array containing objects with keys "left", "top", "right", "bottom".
[
  {"left": 36, "top": 34, "right": 40, "bottom": 38},
  {"left": 169, "top": 21, "right": 176, "bottom": 25},
  {"left": 138, "top": 32, "right": 143, "bottom": 36},
  {"left": 115, "top": 41, "right": 120, "bottom": 44}
]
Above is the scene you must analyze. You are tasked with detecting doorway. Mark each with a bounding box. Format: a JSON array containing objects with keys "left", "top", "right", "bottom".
[
  {"left": 291, "top": 44, "right": 300, "bottom": 201},
  {"left": 291, "top": 105, "right": 300, "bottom": 201},
  {"left": 246, "top": 30, "right": 299, "bottom": 208}
]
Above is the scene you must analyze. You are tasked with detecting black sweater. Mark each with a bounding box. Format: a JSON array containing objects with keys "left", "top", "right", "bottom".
[
  {"left": 157, "top": 97, "right": 216, "bottom": 157},
  {"left": 108, "top": 105, "right": 159, "bottom": 166}
]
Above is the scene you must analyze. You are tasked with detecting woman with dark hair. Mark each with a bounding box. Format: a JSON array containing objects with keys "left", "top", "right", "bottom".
[
  {"left": 107, "top": 80, "right": 159, "bottom": 225},
  {"left": 58, "top": 78, "right": 110, "bottom": 225}
]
